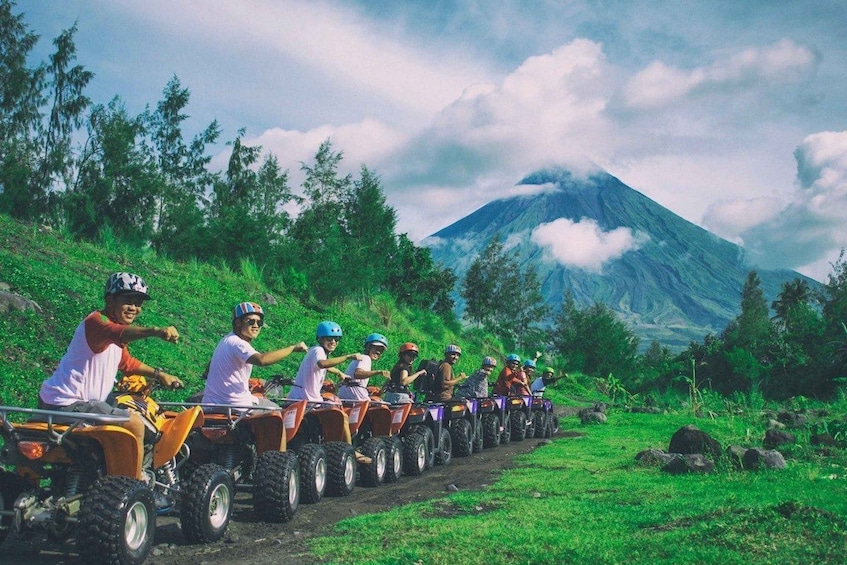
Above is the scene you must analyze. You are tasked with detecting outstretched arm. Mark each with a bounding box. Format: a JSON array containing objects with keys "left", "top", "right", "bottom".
[{"left": 249, "top": 341, "right": 309, "bottom": 367}]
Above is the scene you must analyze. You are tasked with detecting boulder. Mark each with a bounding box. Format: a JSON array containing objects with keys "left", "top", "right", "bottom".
[
  {"left": 763, "top": 428, "right": 795, "bottom": 450},
  {"left": 635, "top": 448, "right": 676, "bottom": 467},
  {"left": 726, "top": 445, "right": 748, "bottom": 469},
  {"left": 663, "top": 454, "right": 715, "bottom": 474},
  {"left": 742, "top": 448, "right": 786, "bottom": 470},
  {"left": 0, "top": 290, "right": 42, "bottom": 314},
  {"left": 580, "top": 411, "right": 607, "bottom": 425},
  {"left": 668, "top": 424, "right": 721, "bottom": 459}
]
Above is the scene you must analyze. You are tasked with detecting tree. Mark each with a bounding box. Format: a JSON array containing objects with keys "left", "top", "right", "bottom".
[
  {"left": 143, "top": 76, "right": 220, "bottom": 253},
  {"left": 460, "top": 235, "right": 549, "bottom": 346},
  {"left": 386, "top": 234, "right": 456, "bottom": 315},
  {"left": 0, "top": 0, "right": 43, "bottom": 218},
  {"left": 342, "top": 165, "right": 398, "bottom": 297},
  {"left": 551, "top": 292, "right": 640, "bottom": 385},
  {"left": 34, "top": 23, "right": 92, "bottom": 222},
  {"left": 65, "top": 97, "right": 157, "bottom": 241}
]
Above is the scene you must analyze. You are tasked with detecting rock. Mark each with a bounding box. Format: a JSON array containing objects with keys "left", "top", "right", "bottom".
[
  {"left": 767, "top": 418, "right": 786, "bottom": 430},
  {"left": 635, "top": 448, "right": 676, "bottom": 467},
  {"left": 446, "top": 483, "right": 459, "bottom": 492},
  {"left": 262, "top": 292, "right": 278, "bottom": 306},
  {"left": 0, "top": 290, "right": 43, "bottom": 314},
  {"left": 763, "top": 428, "right": 795, "bottom": 450},
  {"left": 662, "top": 454, "right": 715, "bottom": 474},
  {"left": 726, "top": 445, "right": 748, "bottom": 469},
  {"left": 742, "top": 448, "right": 786, "bottom": 470},
  {"left": 580, "top": 411, "right": 607, "bottom": 424},
  {"left": 668, "top": 424, "right": 721, "bottom": 459},
  {"left": 810, "top": 433, "right": 837, "bottom": 447}
]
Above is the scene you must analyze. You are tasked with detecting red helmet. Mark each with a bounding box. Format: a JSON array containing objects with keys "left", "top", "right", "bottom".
[{"left": 399, "top": 342, "right": 419, "bottom": 355}]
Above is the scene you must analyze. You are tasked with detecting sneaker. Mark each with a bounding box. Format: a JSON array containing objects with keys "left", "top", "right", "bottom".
[
  {"left": 355, "top": 450, "right": 373, "bottom": 465},
  {"left": 154, "top": 490, "right": 174, "bottom": 514}
]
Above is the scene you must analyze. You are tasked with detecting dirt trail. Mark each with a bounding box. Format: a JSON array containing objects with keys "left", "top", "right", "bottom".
[{"left": 2, "top": 434, "right": 571, "bottom": 565}]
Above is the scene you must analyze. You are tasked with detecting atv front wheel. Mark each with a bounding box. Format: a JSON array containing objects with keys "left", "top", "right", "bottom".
[
  {"left": 384, "top": 436, "right": 403, "bottom": 483},
  {"left": 510, "top": 410, "right": 527, "bottom": 442},
  {"left": 482, "top": 413, "right": 500, "bottom": 448},
  {"left": 421, "top": 426, "right": 435, "bottom": 469},
  {"left": 435, "top": 428, "right": 452, "bottom": 466},
  {"left": 358, "top": 437, "right": 387, "bottom": 487},
  {"left": 78, "top": 475, "right": 155, "bottom": 565},
  {"left": 500, "top": 414, "right": 512, "bottom": 445},
  {"left": 180, "top": 463, "right": 234, "bottom": 544},
  {"left": 325, "top": 442, "right": 356, "bottom": 497},
  {"left": 532, "top": 411, "right": 546, "bottom": 438},
  {"left": 296, "top": 444, "right": 327, "bottom": 504},
  {"left": 472, "top": 417, "right": 484, "bottom": 453},
  {"left": 450, "top": 419, "right": 473, "bottom": 457},
  {"left": 0, "top": 471, "right": 31, "bottom": 545},
  {"left": 254, "top": 451, "right": 300, "bottom": 523},
  {"left": 402, "top": 431, "right": 427, "bottom": 476}
]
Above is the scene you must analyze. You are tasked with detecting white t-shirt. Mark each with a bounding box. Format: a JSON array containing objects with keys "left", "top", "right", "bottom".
[
  {"left": 338, "top": 355, "right": 372, "bottom": 400},
  {"left": 202, "top": 333, "right": 259, "bottom": 406},
  {"left": 288, "top": 345, "right": 327, "bottom": 402},
  {"left": 530, "top": 376, "right": 546, "bottom": 395}
]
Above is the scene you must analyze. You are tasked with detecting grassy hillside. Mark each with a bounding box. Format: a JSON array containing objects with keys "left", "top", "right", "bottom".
[{"left": 0, "top": 213, "right": 502, "bottom": 407}]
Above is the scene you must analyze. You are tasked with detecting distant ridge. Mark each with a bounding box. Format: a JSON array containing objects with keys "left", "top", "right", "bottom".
[{"left": 425, "top": 168, "right": 816, "bottom": 349}]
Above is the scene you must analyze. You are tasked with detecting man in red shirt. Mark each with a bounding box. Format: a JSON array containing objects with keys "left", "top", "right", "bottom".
[{"left": 39, "top": 272, "right": 183, "bottom": 480}]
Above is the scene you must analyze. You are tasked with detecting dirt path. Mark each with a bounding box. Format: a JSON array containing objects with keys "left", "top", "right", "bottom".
[{"left": 2, "top": 434, "right": 566, "bottom": 565}]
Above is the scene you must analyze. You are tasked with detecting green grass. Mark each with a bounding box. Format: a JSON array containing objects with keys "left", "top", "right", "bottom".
[{"left": 308, "top": 411, "right": 847, "bottom": 564}]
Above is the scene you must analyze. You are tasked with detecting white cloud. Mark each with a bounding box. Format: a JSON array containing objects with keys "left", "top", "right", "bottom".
[
  {"left": 624, "top": 39, "right": 817, "bottom": 108},
  {"left": 702, "top": 197, "right": 784, "bottom": 242},
  {"left": 530, "top": 218, "right": 645, "bottom": 272},
  {"left": 714, "top": 131, "right": 847, "bottom": 281}
]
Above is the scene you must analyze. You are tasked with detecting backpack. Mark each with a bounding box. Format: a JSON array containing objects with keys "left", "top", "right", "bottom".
[{"left": 413, "top": 358, "right": 440, "bottom": 396}]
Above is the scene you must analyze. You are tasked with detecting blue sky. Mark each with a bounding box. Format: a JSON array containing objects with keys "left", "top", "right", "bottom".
[{"left": 18, "top": 0, "right": 847, "bottom": 281}]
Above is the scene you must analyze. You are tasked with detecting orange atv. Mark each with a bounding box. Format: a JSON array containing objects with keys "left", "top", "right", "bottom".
[
  {"left": 254, "top": 376, "right": 358, "bottom": 504},
  {"left": 168, "top": 386, "right": 300, "bottom": 523},
  {"left": 0, "top": 376, "right": 230, "bottom": 565}
]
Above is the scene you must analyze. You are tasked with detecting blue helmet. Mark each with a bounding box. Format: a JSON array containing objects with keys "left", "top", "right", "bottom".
[
  {"left": 316, "top": 321, "right": 343, "bottom": 339},
  {"left": 364, "top": 333, "right": 388, "bottom": 349},
  {"left": 506, "top": 353, "right": 521, "bottom": 364},
  {"left": 523, "top": 359, "right": 536, "bottom": 369}
]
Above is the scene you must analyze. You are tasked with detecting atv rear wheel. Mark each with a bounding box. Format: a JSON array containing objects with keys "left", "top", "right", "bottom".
[
  {"left": 254, "top": 451, "right": 300, "bottom": 523},
  {"left": 450, "top": 419, "right": 473, "bottom": 457},
  {"left": 358, "top": 437, "right": 387, "bottom": 487},
  {"left": 296, "top": 444, "right": 327, "bottom": 504},
  {"left": 435, "top": 428, "right": 452, "bottom": 466},
  {"left": 384, "top": 436, "right": 403, "bottom": 483},
  {"left": 510, "top": 410, "right": 527, "bottom": 441},
  {"left": 482, "top": 413, "right": 500, "bottom": 448},
  {"left": 325, "top": 442, "right": 356, "bottom": 497},
  {"left": 402, "top": 431, "right": 427, "bottom": 476},
  {"left": 78, "top": 475, "right": 155, "bottom": 565},
  {"left": 180, "top": 463, "right": 234, "bottom": 544}
]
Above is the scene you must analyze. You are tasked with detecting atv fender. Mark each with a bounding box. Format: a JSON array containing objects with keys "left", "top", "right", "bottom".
[
  {"left": 311, "top": 408, "right": 349, "bottom": 443},
  {"left": 389, "top": 404, "right": 412, "bottom": 435},
  {"left": 283, "top": 400, "right": 308, "bottom": 442},
  {"left": 75, "top": 425, "right": 141, "bottom": 477},
  {"left": 366, "top": 405, "right": 392, "bottom": 437},
  {"left": 247, "top": 410, "right": 287, "bottom": 454},
  {"left": 154, "top": 406, "right": 203, "bottom": 468}
]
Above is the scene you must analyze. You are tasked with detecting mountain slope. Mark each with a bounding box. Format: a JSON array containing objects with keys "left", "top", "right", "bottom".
[{"left": 425, "top": 168, "right": 815, "bottom": 349}]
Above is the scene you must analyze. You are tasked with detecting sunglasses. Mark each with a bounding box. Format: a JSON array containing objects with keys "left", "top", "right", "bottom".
[{"left": 242, "top": 318, "right": 264, "bottom": 327}]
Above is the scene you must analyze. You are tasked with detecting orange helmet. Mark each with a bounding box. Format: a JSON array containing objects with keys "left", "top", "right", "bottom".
[{"left": 399, "top": 342, "right": 419, "bottom": 355}]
